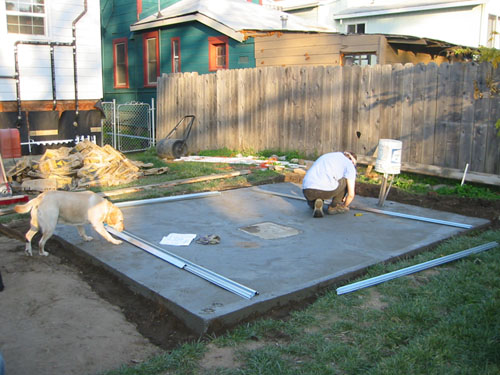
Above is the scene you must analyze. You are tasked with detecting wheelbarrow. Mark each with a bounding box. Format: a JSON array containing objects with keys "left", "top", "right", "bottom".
[{"left": 156, "top": 115, "right": 195, "bottom": 159}]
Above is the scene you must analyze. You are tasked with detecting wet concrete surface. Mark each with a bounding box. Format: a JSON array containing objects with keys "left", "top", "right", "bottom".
[{"left": 55, "top": 182, "right": 489, "bottom": 334}]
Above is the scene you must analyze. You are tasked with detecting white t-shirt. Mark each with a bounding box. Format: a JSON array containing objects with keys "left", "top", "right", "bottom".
[{"left": 302, "top": 152, "right": 356, "bottom": 191}]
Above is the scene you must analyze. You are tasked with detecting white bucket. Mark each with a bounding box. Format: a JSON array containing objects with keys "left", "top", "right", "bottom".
[{"left": 375, "top": 139, "right": 402, "bottom": 174}]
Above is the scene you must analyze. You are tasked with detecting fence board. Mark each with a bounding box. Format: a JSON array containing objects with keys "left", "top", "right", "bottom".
[
  {"left": 255, "top": 68, "right": 264, "bottom": 151},
  {"left": 156, "top": 63, "right": 500, "bottom": 179},
  {"left": 320, "top": 66, "right": 333, "bottom": 154},
  {"left": 390, "top": 64, "right": 404, "bottom": 141},
  {"left": 368, "top": 64, "right": 382, "bottom": 156},
  {"left": 241, "top": 68, "right": 251, "bottom": 150},
  {"left": 306, "top": 66, "right": 323, "bottom": 154},
  {"left": 289, "top": 66, "right": 304, "bottom": 152},
  {"left": 434, "top": 63, "right": 451, "bottom": 167},
  {"left": 471, "top": 63, "right": 491, "bottom": 172},
  {"left": 281, "top": 67, "right": 292, "bottom": 152},
  {"left": 422, "top": 63, "right": 438, "bottom": 165},
  {"left": 486, "top": 65, "right": 500, "bottom": 174},
  {"left": 410, "top": 63, "right": 425, "bottom": 164},
  {"left": 400, "top": 63, "right": 414, "bottom": 163},
  {"left": 445, "top": 63, "right": 465, "bottom": 168},
  {"left": 379, "top": 64, "right": 392, "bottom": 141},
  {"left": 458, "top": 63, "right": 476, "bottom": 169},
  {"left": 357, "top": 65, "right": 370, "bottom": 156},
  {"left": 491, "top": 65, "right": 500, "bottom": 174},
  {"left": 207, "top": 73, "right": 217, "bottom": 149},
  {"left": 340, "top": 65, "right": 352, "bottom": 151},
  {"left": 330, "top": 66, "right": 343, "bottom": 152},
  {"left": 472, "top": 123, "right": 488, "bottom": 172},
  {"left": 346, "top": 65, "right": 361, "bottom": 152}
]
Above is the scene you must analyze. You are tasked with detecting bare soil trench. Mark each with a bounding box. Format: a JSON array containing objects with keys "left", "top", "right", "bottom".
[{"left": 0, "top": 178, "right": 498, "bottom": 375}]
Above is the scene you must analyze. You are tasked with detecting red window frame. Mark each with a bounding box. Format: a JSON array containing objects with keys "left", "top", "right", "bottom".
[
  {"left": 171, "top": 37, "right": 181, "bottom": 73},
  {"left": 143, "top": 31, "right": 160, "bottom": 87},
  {"left": 113, "top": 37, "right": 129, "bottom": 89},
  {"left": 208, "top": 36, "right": 229, "bottom": 72}
]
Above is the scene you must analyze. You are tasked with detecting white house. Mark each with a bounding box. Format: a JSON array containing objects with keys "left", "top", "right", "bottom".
[
  {"left": 0, "top": 0, "right": 102, "bottom": 152},
  {"left": 272, "top": 0, "right": 500, "bottom": 49}
]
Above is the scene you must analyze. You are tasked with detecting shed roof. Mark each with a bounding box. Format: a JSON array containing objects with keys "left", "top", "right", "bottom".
[{"left": 131, "top": 0, "right": 333, "bottom": 42}]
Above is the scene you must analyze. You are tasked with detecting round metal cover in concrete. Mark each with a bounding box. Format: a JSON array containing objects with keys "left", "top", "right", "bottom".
[{"left": 239, "top": 221, "right": 300, "bottom": 239}]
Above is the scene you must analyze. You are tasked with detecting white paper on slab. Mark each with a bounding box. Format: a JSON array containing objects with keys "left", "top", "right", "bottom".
[{"left": 160, "top": 233, "right": 197, "bottom": 246}]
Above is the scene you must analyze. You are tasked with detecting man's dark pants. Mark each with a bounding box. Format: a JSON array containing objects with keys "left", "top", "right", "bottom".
[{"left": 302, "top": 178, "right": 348, "bottom": 209}]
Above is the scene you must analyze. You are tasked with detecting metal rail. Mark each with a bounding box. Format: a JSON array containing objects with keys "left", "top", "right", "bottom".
[
  {"left": 251, "top": 187, "right": 473, "bottom": 229},
  {"left": 105, "top": 227, "right": 258, "bottom": 299},
  {"left": 114, "top": 191, "right": 221, "bottom": 208},
  {"left": 351, "top": 204, "right": 473, "bottom": 229},
  {"left": 336, "top": 241, "right": 498, "bottom": 295}
]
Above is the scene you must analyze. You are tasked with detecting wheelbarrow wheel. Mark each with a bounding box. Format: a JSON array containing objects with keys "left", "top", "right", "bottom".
[{"left": 156, "top": 138, "right": 188, "bottom": 159}]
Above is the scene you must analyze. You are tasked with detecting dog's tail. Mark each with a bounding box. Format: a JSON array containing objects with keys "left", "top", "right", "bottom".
[{"left": 14, "top": 195, "right": 41, "bottom": 214}]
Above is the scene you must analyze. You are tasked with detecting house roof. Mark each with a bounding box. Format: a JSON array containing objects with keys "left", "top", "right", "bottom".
[
  {"left": 332, "top": 0, "right": 485, "bottom": 20},
  {"left": 270, "top": 0, "right": 322, "bottom": 11},
  {"left": 130, "top": 0, "right": 334, "bottom": 42}
]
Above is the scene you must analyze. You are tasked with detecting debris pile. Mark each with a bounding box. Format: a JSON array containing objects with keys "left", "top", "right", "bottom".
[
  {"left": 176, "top": 155, "right": 309, "bottom": 174},
  {"left": 7, "top": 141, "right": 168, "bottom": 191}
]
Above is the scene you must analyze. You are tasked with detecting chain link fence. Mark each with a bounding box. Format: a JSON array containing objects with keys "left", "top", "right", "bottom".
[{"left": 101, "top": 100, "right": 155, "bottom": 153}]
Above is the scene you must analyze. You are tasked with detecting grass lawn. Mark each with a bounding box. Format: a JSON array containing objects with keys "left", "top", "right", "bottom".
[{"left": 103, "top": 230, "right": 499, "bottom": 375}]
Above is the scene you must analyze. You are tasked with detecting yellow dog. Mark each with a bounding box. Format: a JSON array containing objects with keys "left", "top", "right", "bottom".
[{"left": 15, "top": 191, "right": 124, "bottom": 256}]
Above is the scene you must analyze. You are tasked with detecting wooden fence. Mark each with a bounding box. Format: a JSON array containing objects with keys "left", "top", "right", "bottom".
[{"left": 157, "top": 62, "right": 500, "bottom": 179}]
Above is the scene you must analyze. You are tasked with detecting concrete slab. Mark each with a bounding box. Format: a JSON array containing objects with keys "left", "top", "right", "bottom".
[{"left": 55, "top": 183, "right": 489, "bottom": 334}]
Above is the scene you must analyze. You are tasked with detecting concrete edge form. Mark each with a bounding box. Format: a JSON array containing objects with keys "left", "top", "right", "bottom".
[
  {"left": 337, "top": 241, "right": 499, "bottom": 295},
  {"left": 252, "top": 187, "right": 474, "bottom": 229},
  {"left": 106, "top": 227, "right": 258, "bottom": 299},
  {"left": 351, "top": 205, "right": 473, "bottom": 229},
  {"left": 114, "top": 191, "right": 221, "bottom": 208}
]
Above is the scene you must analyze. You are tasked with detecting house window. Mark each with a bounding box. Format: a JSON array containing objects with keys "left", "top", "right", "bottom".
[
  {"left": 347, "top": 23, "right": 365, "bottom": 34},
  {"left": 208, "top": 36, "right": 229, "bottom": 71},
  {"left": 342, "top": 53, "right": 377, "bottom": 66},
  {"left": 487, "top": 14, "right": 499, "bottom": 48},
  {"left": 143, "top": 31, "right": 159, "bottom": 87},
  {"left": 6, "top": 0, "right": 46, "bottom": 35},
  {"left": 171, "top": 37, "right": 181, "bottom": 73},
  {"left": 113, "top": 38, "right": 129, "bottom": 88}
]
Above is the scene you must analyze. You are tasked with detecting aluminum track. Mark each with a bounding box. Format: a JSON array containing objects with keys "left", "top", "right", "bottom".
[
  {"left": 105, "top": 226, "right": 258, "bottom": 299},
  {"left": 337, "top": 241, "right": 498, "bottom": 295},
  {"left": 252, "top": 187, "right": 473, "bottom": 229},
  {"left": 114, "top": 191, "right": 221, "bottom": 208}
]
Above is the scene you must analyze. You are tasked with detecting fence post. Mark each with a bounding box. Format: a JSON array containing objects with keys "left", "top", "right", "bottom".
[
  {"left": 151, "top": 97, "right": 156, "bottom": 147},
  {"left": 112, "top": 99, "right": 117, "bottom": 149}
]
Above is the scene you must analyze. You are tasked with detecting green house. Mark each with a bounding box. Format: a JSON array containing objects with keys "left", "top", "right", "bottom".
[{"left": 100, "top": 0, "right": 328, "bottom": 105}]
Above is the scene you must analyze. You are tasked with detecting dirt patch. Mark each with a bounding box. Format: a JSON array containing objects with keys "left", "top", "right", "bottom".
[
  {"left": 200, "top": 341, "right": 266, "bottom": 371},
  {"left": 355, "top": 183, "right": 500, "bottom": 226},
  {"left": 0, "top": 180, "right": 498, "bottom": 375},
  {"left": 0, "top": 235, "right": 161, "bottom": 375},
  {"left": 362, "top": 289, "right": 389, "bottom": 311}
]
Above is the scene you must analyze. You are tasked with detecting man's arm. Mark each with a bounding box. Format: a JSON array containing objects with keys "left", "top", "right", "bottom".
[{"left": 344, "top": 179, "right": 355, "bottom": 208}]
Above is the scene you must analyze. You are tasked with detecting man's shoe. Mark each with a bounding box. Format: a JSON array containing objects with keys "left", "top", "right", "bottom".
[
  {"left": 313, "top": 198, "right": 324, "bottom": 218},
  {"left": 327, "top": 204, "right": 349, "bottom": 215}
]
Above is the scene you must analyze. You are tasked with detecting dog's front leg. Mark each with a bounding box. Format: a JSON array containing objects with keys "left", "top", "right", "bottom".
[
  {"left": 92, "top": 222, "right": 122, "bottom": 245},
  {"left": 77, "top": 225, "right": 94, "bottom": 242}
]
